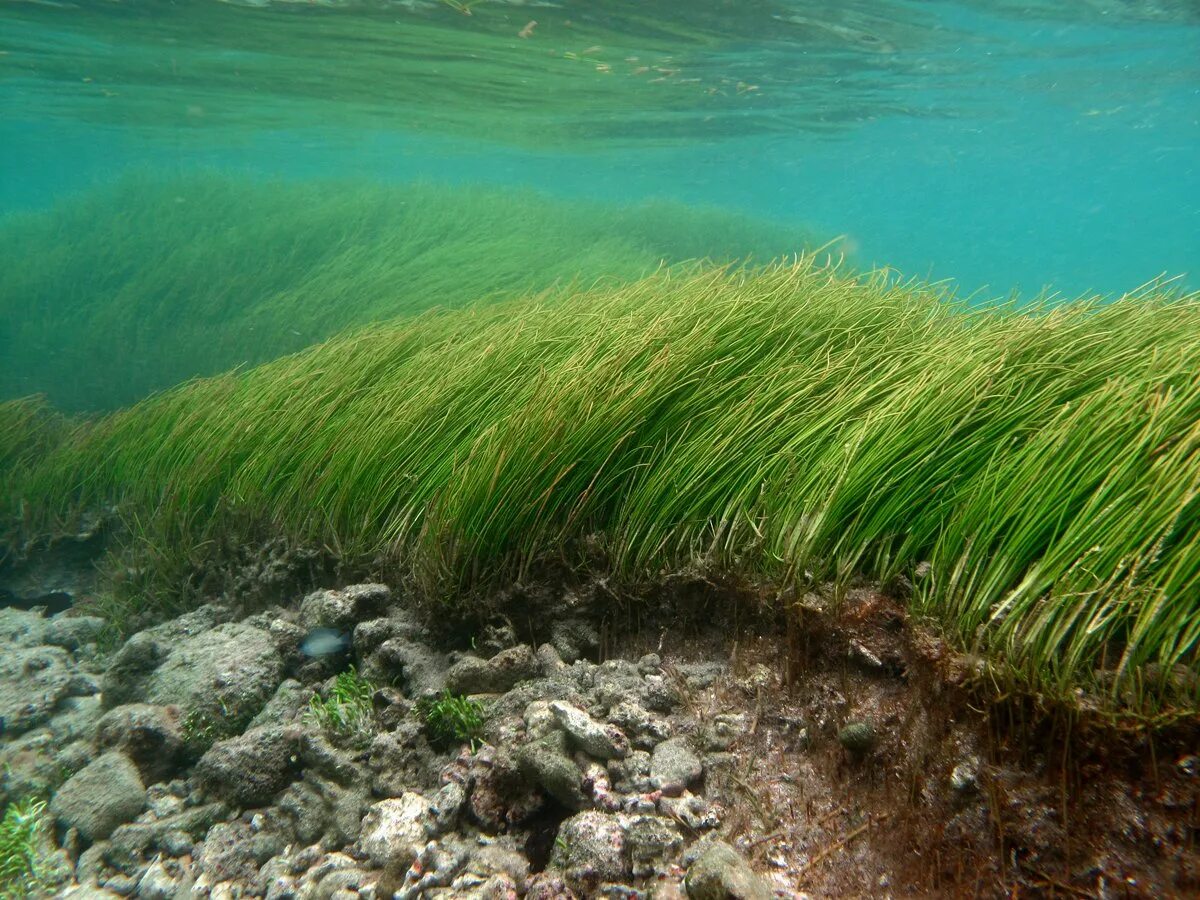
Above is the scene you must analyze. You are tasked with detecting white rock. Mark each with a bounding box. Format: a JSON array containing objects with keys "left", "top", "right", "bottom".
[{"left": 359, "top": 792, "right": 433, "bottom": 867}]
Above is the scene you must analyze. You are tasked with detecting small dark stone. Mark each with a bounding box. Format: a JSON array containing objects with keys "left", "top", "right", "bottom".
[{"left": 838, "top": 720, "right": 877, "bottom": 754}]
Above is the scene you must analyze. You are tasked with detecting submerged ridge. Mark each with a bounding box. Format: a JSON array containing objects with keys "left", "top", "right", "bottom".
[{"left": 6, "top": 257, "right": 1198, "bottom": 715}]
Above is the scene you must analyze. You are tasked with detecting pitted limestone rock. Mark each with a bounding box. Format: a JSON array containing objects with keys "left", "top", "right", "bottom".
[{"left": 550, "top": 701, "right": 630, "bottom": 760}]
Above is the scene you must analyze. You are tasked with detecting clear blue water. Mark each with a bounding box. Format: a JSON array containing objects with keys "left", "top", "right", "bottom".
[{"left": 1, "top": 0, "right": 1197, "bottom": 298}]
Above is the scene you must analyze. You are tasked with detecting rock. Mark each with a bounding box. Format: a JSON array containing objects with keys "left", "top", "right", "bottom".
[
  {"left": 136, "top": 858, "right": 191, "bottom": 900},
  {"left": 550, "top": 811, "right": 629, "bottom": 887},
  {"left": 102, "top": 619, "right": 285, "bottom": 734},
  {"left": 430, "top": 780, "right": 468, "bottom": 834},
  {"left": 60, "top": 886, "right": 124, "bottom": 899},
  {"left": 523, "top": 700, "right": 559, "bottom": 740},
  {"left": 625, "top": 814, "right": 683, "bottom": 877},
  {"left": 44, "top": 615, "right": 107, "bottom": 651},
  {"left": 445, "top": 645, "right": 539, "bottom": 695},
  {"left": 607, "top": 750, "right": 652, "bottom": 794},
  {"left": 0, "top": 607, "right": 49, "bottom": 648},
  {"left": 50, "top": 751, "right": 146, "bottom": 842},
  {"left": 700, "top": 713, "right": 746, "bottom": 752},
  {"left": 525, "top": 873, "right": 579, "bottom": 899},
  {"left": 685, "top": 840, "right": 772, "bottom": 900},
  {"left": 550, "top": 701, "right": 629, "bottom": 759},
  {"left": 49, "top": 695, "right": 105, "bottom": 744},
  {"left": 548, "top": 618, "right": 599, "bottom": 663},
  {"left": 950, "top": 756, "right": 980, "bottom": 794},
  {"left": 535, "top": 643, "right": 567, "bottom": 674},
  {"left": 838, "top": 720, "right": 877, "bottom": 754},
  {"left": 467, "top": 748, "right": 546, "bottom": 830},
  {"left": 0, "top": 645, "right": 90, "bottom": 736},
  {"left": 460, "top": 838, "right": 530, "bottom": 887},
  {"left": 93, "top": 704, "right": 183, "bottom": 785},
  {"left": 650, "top": 737, "right": 703, "bottom": 794},
  {"left": 298, "top": 583, "right": 391, "bottom": 632},
  {"left": 197, "top": 819, "right": 286, "bottom": 884},
  {"left": 365, "top": 638, "right": 449, "bottom": 699},
  {"left": 608, "top": 701, "right": 672, "bottom": 750},
  {"left": 675, "top": 662, "right": 724, "bottom": 690},
  {"left": 517, "top": 731, "right": 588, "bottom": 810},
  {"left": 359, "top": 792, "right": 433, "bottom": 868},
  {"left": 195, "top": 726, "right": 299, "bottom": 808},
  {"left": 248, "top": 679, "right": 308, "bottom": 730},
  {"left": 659, "top": 793, "right": 720, "bottom": 831}
]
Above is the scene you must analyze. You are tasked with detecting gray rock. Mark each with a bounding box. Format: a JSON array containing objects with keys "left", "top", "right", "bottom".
[
  {"left": 135, "top": 858, "right": 191, "bottom": 900},
  {"left": 838, "top": 720, "right": 877, "bottom": 754},
  {"left": 625, "top": 815, "right": 683, "bottom": 877},
  {"left": 659, "top": 793, "right": 720, "bottom": 831},
  {"left": 48, "top": 694, "right": 105, "bottom": 744},
  {"left": 298, "top": 583, "right": 391, "bottom": 632},
  {"left": 94, "top": 704, "right": 183, "bottom": 785},
  {"left": 195, "top": 726, "right": 299, "bottom": 808},
  {"left": 608, "top": 701, "right": 671, "bottom": 750},
  {"left": 550, "top": 811, "right": 629, "bottom": 886},
  {"left": 550, "top": 701, "right": 629, "bottom": 760},
  {"left": 0, "top": 645, "right": 89, "bottom": 736},
  {"left": 358, "top": 792, "right": 433, "bottom": 867},
  {"left": 516, "top": 731, "right": 588, "bottom": 811},
  {"left": 100, "top": 873, "right": 138, "bottom": 895},
  {"left": 60, "top": 886, "right": 123, "bottom": 900},
  {"left": 44, "top": 615, "right": 107, "bottom": 651},
  {"left": 650, "top": 737, "right": 703, "bottom": 794},
  {"left": 247, "top": 679, "right": 308, "bottom": 730},
  {"left": 197, "top": 819, "right": 286, "bottom": 884},
  {"left": 51, "top": 751, "right": 146, "bottom": 842},
  {"left": 430, "top": 780, "right": 468, "bottom": 834},
  {"left": 548, "top": 618, "right": 599, "bottom": 664},
  {"left": 365, "top": 638, "right": 449, "bottom": 699},
  {"left": 102, "top": 620, "right": 285, "bottom": 734},
  {"left": 525, "top": 873, "right": 579, "bottom": 900},
  {"left": 535, "top": 643, "right": 567, "bottom": 674},
  {"left": 607, "top": 750, "right": 652, "bottom": 794},
  {"left": 460, "top": 838, "right": 530, "bottom": 887},
  {"left": 0, "top": 606, "right": 49, "bottom": 648},
  {"left": 445, "top": 645, "right": 539, "bottom": 695},
  {"left": 685, "top": 840, "right": 773, "bottom": 900}
]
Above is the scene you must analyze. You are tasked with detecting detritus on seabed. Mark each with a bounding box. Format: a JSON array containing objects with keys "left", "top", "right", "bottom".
[{"left": 0, "top": 574, "right": 1196, "bottom": 899}]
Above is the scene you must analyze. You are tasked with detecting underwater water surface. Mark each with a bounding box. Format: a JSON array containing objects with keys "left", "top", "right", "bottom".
[{"left": 1, "top": 0, "right": 1196, "bottom": 308}]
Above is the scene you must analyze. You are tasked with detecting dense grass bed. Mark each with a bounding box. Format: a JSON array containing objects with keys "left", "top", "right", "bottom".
[
  {"left": 0, "top": 173, "right": 809, "bottom": 411},
  {"left": 4, "top": 258, "right": 1197, "bottom": 715}
]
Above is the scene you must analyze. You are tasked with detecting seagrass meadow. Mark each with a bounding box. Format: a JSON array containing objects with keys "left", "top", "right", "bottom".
[
  {"left": 4, "top": 258, "right": 1198, "bottom": 719},
  {"left": 0, "top": 173, "right": 809, "bottom": 412}
]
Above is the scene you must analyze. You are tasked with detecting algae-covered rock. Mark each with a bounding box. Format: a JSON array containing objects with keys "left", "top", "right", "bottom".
[
  {"left": 650, "top": 736, "right": 703, "bottom": 794},
  {"left": 550, "top": 700, "right": 629, "bottom": 760},
  {"left": 94, "top": 704, "right": 183, "bottom": 785},
  {"left": 838, "top": 720, "right": 878, "bottom": 754},
  {"left": 51, "top": 751, "right": 146, "bottom": 842},
  {"left": 102, "top": 618, "right": 285, "bottom": 732},
  {"left": 550, "top": 810, "right": 629, "bottom": 887},
  {"left": 195, "top": 725, "right": 299, "bottom": 807},
  {"left": 684, "top": 840, "right": 773, "bottom": 900},
  {"left": 298, "top": 583, "right": 391, "bottom": 632},
  {"left": 445, "top": 645, "right": 539, "bottom": 695},
  {"left": 517, "top": 731, "right": 588, "bottom": 810},
  {"left": 0, "top": 645, "right": 91, "bottom": 736}
]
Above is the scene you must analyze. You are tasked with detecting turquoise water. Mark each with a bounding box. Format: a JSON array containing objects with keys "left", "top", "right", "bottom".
[{"left": 1, "top": 0, "right": 1197, "bottom": 298}]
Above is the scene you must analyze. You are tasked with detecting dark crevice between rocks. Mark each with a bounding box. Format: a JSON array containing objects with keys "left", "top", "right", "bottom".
[{"left": 522, "top": 800, "right": 571, "bottom": 874}]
